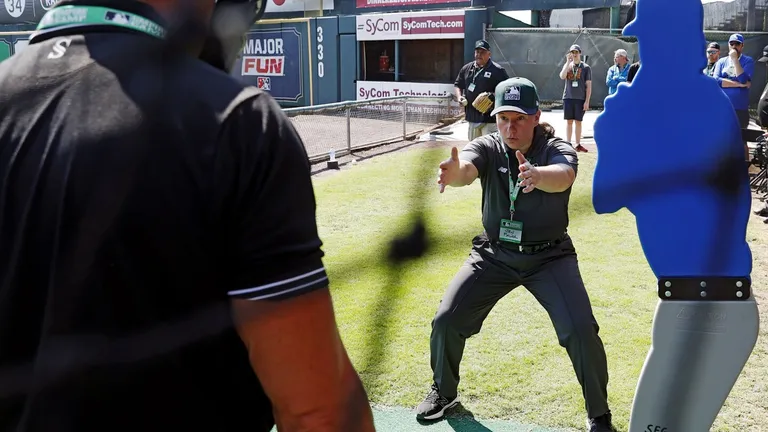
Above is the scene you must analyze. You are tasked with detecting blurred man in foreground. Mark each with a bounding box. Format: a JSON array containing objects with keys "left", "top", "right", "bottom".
[{"left": 0, "top": 0, "right": 375, "bottom": 430}]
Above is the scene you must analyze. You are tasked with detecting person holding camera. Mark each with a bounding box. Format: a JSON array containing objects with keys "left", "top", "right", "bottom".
[
  {"left": 454, "top": 39, "right": 510, "bottom": 141},
  {"left": 559, "top": 44, "right": 591, "bottom": 153}
]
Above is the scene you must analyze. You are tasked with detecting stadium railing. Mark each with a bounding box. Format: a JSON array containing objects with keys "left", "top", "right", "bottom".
[{"left": 283, "top": 95, "right": 459, "bottom": 163}]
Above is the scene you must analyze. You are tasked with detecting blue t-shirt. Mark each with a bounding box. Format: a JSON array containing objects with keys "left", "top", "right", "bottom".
[
  {"left": 606, "top": 63, "right": 630, "bottom": 95},
  {"left": 712, "top": 54, "right": 754, "bottom": 110}
]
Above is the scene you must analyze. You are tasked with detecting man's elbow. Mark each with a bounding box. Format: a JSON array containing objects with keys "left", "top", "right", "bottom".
[{"left": 737, "top": 74, "right": 750, "bottom": 84}]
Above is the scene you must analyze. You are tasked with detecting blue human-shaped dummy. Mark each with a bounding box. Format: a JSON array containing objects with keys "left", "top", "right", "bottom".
[{"left": 592, "top": 0, "right": 752, "bottom": 278}]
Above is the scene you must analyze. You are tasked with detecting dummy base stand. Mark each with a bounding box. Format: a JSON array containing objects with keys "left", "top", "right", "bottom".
[{"left": 628, "top": 277, "right": 759, "bottom": 432}]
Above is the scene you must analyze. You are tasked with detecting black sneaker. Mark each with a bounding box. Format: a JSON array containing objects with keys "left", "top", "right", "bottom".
[
  {"left": 754, "top": 203, "right": 768, "bottom": 217},
  {"left": 415, "top": 384, "right": 459, "bottom": 421},
  {"left": 587, "top": 411, "right": 617, "bottom": 432}
]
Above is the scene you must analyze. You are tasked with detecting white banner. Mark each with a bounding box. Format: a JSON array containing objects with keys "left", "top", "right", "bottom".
[
  {"left": 356, "top": 9, "right": 465, "bottom": 41},
  {"left": 356, "top": 80, "right": 463, "bottom": 116},
  {"left": 265, "top": 0, "right": 334, "bottom": 13}
]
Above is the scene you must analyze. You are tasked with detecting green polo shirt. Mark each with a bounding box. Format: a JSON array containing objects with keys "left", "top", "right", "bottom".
[{"left": 459, "top": 127, "right": 578, "bottom": 244}]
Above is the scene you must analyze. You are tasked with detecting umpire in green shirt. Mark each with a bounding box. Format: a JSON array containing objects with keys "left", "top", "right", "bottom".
[{"left": 416, "top": 77, "right": 616, "bottom": 432}]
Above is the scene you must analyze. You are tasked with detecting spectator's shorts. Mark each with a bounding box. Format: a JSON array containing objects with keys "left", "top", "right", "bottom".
[{"left": 563, "top": 98, "right": 586, "bottom": 122}]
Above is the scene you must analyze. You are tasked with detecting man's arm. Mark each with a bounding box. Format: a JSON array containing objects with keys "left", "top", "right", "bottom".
[
  {"left": 606, "top": 67, "right": 618, "bottom": 87},
  {"left": 217, "top": 92, "right": 374, "bottom": 432},
  {"left": 534, "top": 164, "right": 576, "bottom": 193},
  {"left": 448, "top": 159, "right": 479, "bottom": 187},
  {"left": 559, "top": 61, "right": 571, "bottom": 80},
  {"left": 584, "top": 80, "right": 592, "bottom": 108},
  {"left": 721, "top": 79, "right": 749, "bottom": 88},
  {"left": 734, "top": 57, "right": 754, "bottom": 84},
  {"left": 454, "top": 65, "right": 466, "bottom": 91},
  {"left": 518, "top": 141, "right": 577, "bottom": 193},
  {"left": 233, "top": 289, "right": 372, "bottom": 432},
  {"left": 499, "top": 64, "right": 510, "bottom": 81},
  {"left": 712, "top": 59, "right": 748, "bottom": 87},
  {"left": 454, "top": 86, "right": 464, "bottom": 102}
]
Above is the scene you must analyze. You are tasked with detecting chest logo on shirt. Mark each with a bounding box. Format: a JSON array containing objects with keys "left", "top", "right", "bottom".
[
  {"left": 47, "top": 38, "right": 72, "bottom": 60},
  {"left": 484, "top": 71, "right": 492, "bottom": 78},
  {"left": 498, "top": 167, "right": 508, "bottom": 174}
]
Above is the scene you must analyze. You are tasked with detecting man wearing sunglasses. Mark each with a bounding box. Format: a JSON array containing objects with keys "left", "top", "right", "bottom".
[
  {"left": 712, "top": 33, "right": 755, "bottom": 161},
  {"left": 703, "top": 42, "right": 720, "bottom": 77}
]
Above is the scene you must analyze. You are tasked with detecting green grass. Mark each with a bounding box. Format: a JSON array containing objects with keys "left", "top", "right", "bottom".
[{"left": 311, "top": 147, "right": 768, "bottom": 432}]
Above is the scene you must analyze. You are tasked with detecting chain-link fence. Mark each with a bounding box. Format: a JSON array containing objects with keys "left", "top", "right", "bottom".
[
  {"left": 284, "top": 95, "right": 459, "bottom": 163},
  {"left": 487, "top": 27, "right": 768, "bottom": 111}
]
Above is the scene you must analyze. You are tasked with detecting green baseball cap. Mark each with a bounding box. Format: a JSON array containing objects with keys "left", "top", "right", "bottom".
[{"left": 490, "top": 77, "right": 540, "bottom": 116}]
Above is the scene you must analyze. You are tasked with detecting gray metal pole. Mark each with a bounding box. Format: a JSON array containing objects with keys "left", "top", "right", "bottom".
[
  {"left": 402, "top": 99, "right": 407, "bottom": 140},
  {"left": 346, "top": 107, "right": 352, "bottom": 153}
]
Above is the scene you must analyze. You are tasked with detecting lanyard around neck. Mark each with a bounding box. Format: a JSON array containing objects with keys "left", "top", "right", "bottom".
[
  {"left": 472, "top": 63, "right": 487, "bottom": 83},
  {"left": 504, "top": 152, "right": 523, "bottom": 217},
  {"left": 33, "top": 5, "right": 166, "bottom": 40}
]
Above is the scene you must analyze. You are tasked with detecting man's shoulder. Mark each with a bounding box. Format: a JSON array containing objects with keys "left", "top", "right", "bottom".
[
  {"left": 465, "top": 132, "right": 501, "bottom": 151},
  {"left": 539, "top": 134, "right": 576, "bottom": 155},
  {"left": 175, "top": 58, "right": 264, "bottom": 119},
  {"left": 490, "top": 61, "right": 505, "bottom": 70}
]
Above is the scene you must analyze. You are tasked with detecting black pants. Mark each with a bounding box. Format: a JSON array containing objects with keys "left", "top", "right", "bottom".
[
  {"left": 429, "top": 234, "right": 610, "bottom": 418},
  {"left": 736, "top": 109, "right": 751, "bottom": 161}
]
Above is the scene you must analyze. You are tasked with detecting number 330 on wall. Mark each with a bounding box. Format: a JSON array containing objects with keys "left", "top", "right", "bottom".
[
  {"left": 316, "top": 25, "right": 324, "bottom": 78},
  {"left": 5, "top": 0, "right": 25, "bottom": 18}
]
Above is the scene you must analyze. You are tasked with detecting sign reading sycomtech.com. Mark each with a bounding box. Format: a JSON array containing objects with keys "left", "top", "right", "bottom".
[{"left": 355, "top": 9, "right": 465, "bottom": 41}]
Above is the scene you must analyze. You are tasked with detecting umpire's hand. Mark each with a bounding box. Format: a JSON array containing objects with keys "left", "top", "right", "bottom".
[
  {"left": 437, "top": 147, "right": 460, "bottom": 193},
  {"left": 437, "top": 147, "right": 478, "bottom": 193}
]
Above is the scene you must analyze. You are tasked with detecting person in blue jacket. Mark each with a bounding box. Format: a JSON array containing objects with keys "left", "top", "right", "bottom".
[
  {"left": 713, "top": 33, "right": 754, "bottom": 160},
  {"left": 605, "top": 49, "right": 631, "bottom": 96}
]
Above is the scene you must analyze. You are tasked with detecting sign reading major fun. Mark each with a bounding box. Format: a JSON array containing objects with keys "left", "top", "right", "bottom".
[{"left": 236, "top": 27, "right": 304, "bottom": 103}]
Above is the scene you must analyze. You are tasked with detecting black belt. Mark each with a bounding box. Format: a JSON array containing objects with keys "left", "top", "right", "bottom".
[{"left": 497, "top": 233, "right": 568, "bottom": 255}]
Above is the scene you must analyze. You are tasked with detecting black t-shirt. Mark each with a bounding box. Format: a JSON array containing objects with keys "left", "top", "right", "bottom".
[
  {"left": 759, "top": 82, "right": 768, "bottom": 127},
  {"left": 454, "top": 60, "right": 510, "bottom": 124},
  {"left": 627, "top": 62, "right": 640, "bottom": 83},
  {"left": 460, "top": 128, "right": 578, "bottom": 244},
  {"left": 0, "top": 2, "right": 327, "bottom": 431}
]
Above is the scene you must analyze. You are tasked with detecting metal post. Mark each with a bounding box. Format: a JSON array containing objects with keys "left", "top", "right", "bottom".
[
  {"left": 402, "top": 99, "right": 407, "bottom": 140},
  {"left": 346, "top": 107, "right": 352, "bottom": 153}
]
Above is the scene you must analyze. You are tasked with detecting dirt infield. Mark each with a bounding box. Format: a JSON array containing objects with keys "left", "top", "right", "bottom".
[{"left": 288, "top": 110, "right": 443, "bottom": 161}]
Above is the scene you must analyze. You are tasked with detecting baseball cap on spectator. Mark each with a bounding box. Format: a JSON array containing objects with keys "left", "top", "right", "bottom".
[
  {"left": 490, "top": 77, "right": 540, "bottom": 116},
  {"left": 729, "top": 33, "right": 744, "bottom": 44},
  {"left": 707, "top": 42, "right": 720, "bottom": 50},
  {"left": 759, "top": 44, "right": 768, "bottom": 63},
  {"left": 569, "top": 44, "right": 582, "bottom": 53},
  {"left": 475, "top": 40, "right": 490, "bottom": 51},
  {"left": 615, "top": 48, "right": 628, "bottom": 58}
]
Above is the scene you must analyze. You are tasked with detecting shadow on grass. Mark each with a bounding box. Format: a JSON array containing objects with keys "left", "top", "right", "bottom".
[{"left": 416, "top": 403, "right": 493, "bottom": 432}]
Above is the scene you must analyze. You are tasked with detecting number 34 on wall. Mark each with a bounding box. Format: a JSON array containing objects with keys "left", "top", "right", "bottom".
[
  {"left": 5, "top": 0, "right": 25, "bottom": 18},
  {"left": 316, "top": 25, "right": 325, "bottom": 78}
]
